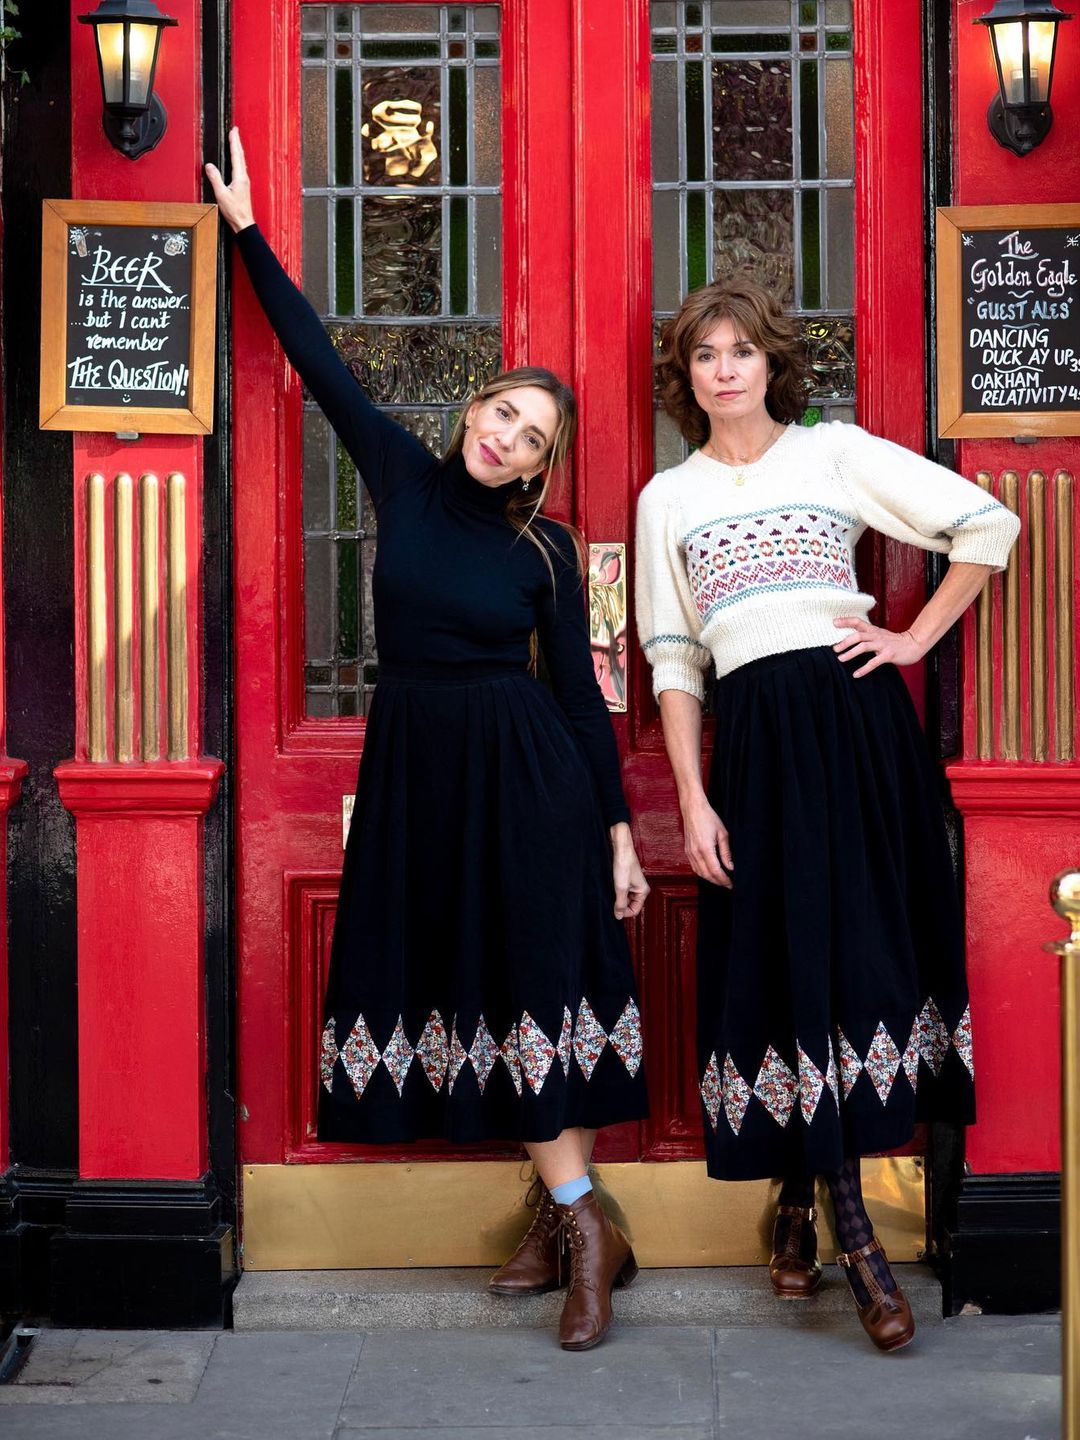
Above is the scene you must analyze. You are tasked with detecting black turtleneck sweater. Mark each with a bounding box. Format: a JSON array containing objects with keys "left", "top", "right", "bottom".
[{"left": 234, "top": 225, "right": 630, "bottom": 827}]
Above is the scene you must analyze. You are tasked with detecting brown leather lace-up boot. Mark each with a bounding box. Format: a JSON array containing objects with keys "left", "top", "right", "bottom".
[
  {"left": 556, "top": 1190, "right": 638, "bottom": 1351},
  {"left": 837, "top": 1236, "right": 916, "bottom": 1351},
  {"left": 768, "top": 1204, "right": 823, "bottom": 1298},
  {"left": 488, "top": 1184, "right": 564, "bottom": 1296}
]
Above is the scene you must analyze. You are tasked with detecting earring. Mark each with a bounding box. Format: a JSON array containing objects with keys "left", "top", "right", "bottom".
[{"left": 521, "top": 476, "right": 532, "bottom": 493}]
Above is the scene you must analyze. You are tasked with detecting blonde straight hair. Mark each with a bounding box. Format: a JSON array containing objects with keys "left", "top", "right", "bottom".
[{"left": 445, "top": 366, "right": 587, "bottom": 581}]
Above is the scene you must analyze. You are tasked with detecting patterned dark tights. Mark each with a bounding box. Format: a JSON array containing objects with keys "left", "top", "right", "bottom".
[{"left": 779, "top": 1158, "right": 897, "bottom": 1301}]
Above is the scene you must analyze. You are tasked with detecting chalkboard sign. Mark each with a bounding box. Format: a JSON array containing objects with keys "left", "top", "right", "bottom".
[
  {"left": 40, "top": 200, "right": 217, "bottom": 435},
  {"left": 937, "top": 204, "right": 1080, "bottom": 439}
]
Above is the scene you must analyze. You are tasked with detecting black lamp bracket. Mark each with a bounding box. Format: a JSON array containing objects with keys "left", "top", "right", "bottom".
[
  {"left": 986, "top": 93, "right": 1054, "bottom": 156},
  {"left": 101, "top": 93, "right": 169, "bottom": 161}
]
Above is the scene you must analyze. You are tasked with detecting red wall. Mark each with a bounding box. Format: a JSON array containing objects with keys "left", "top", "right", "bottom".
[{"left": 948, "top": 1, "right": 1080, "bottom": 1175}]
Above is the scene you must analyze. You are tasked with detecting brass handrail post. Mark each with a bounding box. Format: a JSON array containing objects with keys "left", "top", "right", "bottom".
[{"left": 1047, "top": 869, "right": 1080, "bottom": 1440}]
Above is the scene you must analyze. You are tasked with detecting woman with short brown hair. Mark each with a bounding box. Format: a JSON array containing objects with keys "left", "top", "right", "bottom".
[{"left": 636, "top": 276, "right": 1019, "bottom": 1351}]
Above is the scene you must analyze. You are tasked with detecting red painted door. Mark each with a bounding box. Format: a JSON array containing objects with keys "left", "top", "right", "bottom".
[{"left": 232, "top": 0, "right": 928, "bottom": 1205}]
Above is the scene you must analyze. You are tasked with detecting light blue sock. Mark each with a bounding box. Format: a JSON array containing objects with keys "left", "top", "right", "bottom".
[{"left": 551, "top": 1174, "right": 593, "bottom": 1206}]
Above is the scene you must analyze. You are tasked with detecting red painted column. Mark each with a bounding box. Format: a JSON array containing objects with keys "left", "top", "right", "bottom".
[
  {"left": 945, "top": 0, "right": 1080, "bottom": 1176},
  {"left": 58, "top": 1, "right": 222, "bottom": 1182}
]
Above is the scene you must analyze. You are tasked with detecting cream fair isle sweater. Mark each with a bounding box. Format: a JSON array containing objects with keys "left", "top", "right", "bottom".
[{"left": 635, "top": 420, "right": 1020, "bottom": 699}]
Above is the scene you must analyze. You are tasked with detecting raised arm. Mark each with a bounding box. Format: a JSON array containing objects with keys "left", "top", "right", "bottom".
[{"left": 206, "top": 127, "right": 431, "bottom": 500}]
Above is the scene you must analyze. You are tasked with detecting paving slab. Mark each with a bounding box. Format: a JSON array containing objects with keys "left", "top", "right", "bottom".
[
  {"left": 0, "top": 1331, "right": 364, "bottom": 1440},
  {"left": 712, "top": 1318, "right": 1061, "bottom": 1440},
  {"left": 338, "top": 1325, "right": 714, "bottom": 1431},
  {"left": 232, "top": 1263, "right": 943, "bottom": 1331},
  {"left": 0, "top": 1330, "right": 217, "bottom": 1405}
]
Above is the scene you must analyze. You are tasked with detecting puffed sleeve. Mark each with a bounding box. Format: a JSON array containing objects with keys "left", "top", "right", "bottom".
[
  {"left": 234, "top": 224, "right": 433, "bottom": 505},
  {"left": 534, "top": 525, "right": 630, "bottom": 828},
  {"left": 634, "top": 478, "right": 712, "bottom": 702},
  {"left": 829, "top": 422, "right": 1020, "bottom": 571}
]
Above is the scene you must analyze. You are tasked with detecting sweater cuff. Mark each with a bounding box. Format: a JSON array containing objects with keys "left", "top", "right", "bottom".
[
  {"left": 947, "top": 508, "right": 1021, "bottom": 572},
  {"left": 651, "top": 660, "right": 707, "bottom": 704}
]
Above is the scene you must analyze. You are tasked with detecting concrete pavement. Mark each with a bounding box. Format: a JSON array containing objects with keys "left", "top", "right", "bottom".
[{"left": 0, "top": 1311, "right": 1060, "bottom": 1440}]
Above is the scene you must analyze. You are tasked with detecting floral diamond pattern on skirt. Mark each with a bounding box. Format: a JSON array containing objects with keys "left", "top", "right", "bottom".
[
  {"left": 952, "top": 1004, "right": 974, "bottom": 1077},
  {"left": 753, "top": 1046, "right": 797, "bottom": 1128},
  {"left": 468, "top": 1018, "right": 500, "bottom": 1093},
  {"left": 501, "top": 1028, "right": 523, "bottom": 1096},
  {"left": 448, "top": 1024, "right": 468, "bottom": 1092},
  {"left": 917, "top": 999, "right": 950, "bottom": 1076},
  {"left": 340, "top": 1015, "right": 381, "bottom": 1099},
  {"left": 573, "top": 998, "right": 608, "bottom": 1080},
  {"left": 722, "top": 1054, "right": 752, "bottom": 1136},
  {"left": 837, "top": 1030, "right": 863, "bottom": 1098},
  {"left": 381, "top": 1017, "right": 415, "bottom": 1096},
  {"left": 864, "top": 1021, "right": 901, "bottom": 1106},
  {"left": 320, "top": 1018, "right": 339, "bottom": 1095},
  {"left": 557, "top": 1006, "right": 573, "bottom": 1078},
  {"left": 416, "top": 1011, "right": 450, "bottom": 1092},
  {"left": 901, "top": 1022, "right": 920, "bottom": 1092},
  {"left": 700, "top": 1051, "right": 723, "bottom": 1131},
  {"left": 609, "top": 999, "right": 644, "bottom": 1078},
  {"left": 518, "top": 1012, "right": 556, "bottom": 1095},
  {"left": 797, "top": 1045, "right": 825, "bottom": 1126}
]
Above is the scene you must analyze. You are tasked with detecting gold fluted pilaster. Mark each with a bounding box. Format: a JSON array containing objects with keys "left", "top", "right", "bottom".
[
  {"left": 140, "top": 473, "right": 161, "bottom": 761},
  {"left": 1029, "top": 472, "right": 1048, "bottom": 762},
  {"left": 86, "top": 473, "right": 108, "bottom": 763},
  {"left": 1046, "top": 871, "right": 1080, "bottom": 1440},
  {"left": 999, "top": 471, "right": 1021, "bottom": 761},
  {"left": 166, "top": 472, "right": 189, "bottom": 762},
  {"left": 1055, "top": 471, "right": 1075, "bottom": 762},
  {"left": 974, "top": 472, "right": 994, "bottom": 760},
  {"left": 113, "top": 474, "right": 134, "bottom": 763}
]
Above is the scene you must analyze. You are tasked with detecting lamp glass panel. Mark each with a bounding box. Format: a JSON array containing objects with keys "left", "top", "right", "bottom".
[
  {"left": 1027, "top": 20, "right": 1057, "bottom": 102},
  {"left": 97, "top": 24, "right": 126, "bottom": 104},
  {"left": 125, "top": 23, "right": 161, "bottom": 107},
  {"left": 990, "top": 20, "right": 1029, "bottom": 104}
]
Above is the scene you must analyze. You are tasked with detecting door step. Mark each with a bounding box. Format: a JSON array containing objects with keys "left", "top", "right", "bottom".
[{"left": 232, "top": 1265, "right": 942, "bottom": 1331}]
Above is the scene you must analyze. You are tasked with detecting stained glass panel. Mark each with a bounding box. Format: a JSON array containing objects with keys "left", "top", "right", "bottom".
[
  {"left": 302, "top": 4, "right": 502, "bottom": 716},
  {"left": 651, "top": 0, "right": 856, "bottom": 469},
  {"left": 712, "top": 60, "right": 792, "bottom": 180}
]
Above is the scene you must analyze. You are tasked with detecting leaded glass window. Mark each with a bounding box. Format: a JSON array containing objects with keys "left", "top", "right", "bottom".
[
  {"left": 301, "top": 3, "right": 502, "bottom": 716},
  {"left": 651, "top": 0, "right": 856, "bottom": 470}
]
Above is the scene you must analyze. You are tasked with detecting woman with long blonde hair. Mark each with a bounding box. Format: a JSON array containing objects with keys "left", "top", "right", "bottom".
[{"left": 208, "top": 129, "right": 648, "bottom": 1351}]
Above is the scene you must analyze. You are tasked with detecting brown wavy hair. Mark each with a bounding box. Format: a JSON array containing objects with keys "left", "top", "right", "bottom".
[
  {"left": 656, "top": 279, "right": 812, "bottom": 446},
  {"left": 445, "top": 366, "right": 586, "bottom": 579}
]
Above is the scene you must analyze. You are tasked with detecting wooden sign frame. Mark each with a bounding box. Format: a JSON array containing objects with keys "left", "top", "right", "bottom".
[
  {"left": 936, "top": 203, "right": 1080, "bottom": 439},
  {"left": 40, "top": 199, "right": 218, "bottom": 435}
]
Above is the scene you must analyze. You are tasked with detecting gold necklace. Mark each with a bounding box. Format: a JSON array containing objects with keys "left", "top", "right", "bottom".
[{"left": 703, "top": 422, "right": 783, "bottom": 486}]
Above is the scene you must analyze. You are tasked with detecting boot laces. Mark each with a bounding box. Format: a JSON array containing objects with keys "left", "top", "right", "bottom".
[{"left": 562, "top": 1212, "right": 595, "bottom": 1297}]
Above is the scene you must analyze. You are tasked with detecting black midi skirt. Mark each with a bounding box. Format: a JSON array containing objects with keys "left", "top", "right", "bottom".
[
  {"left": 697, "top": 646, "right": 974, "bottom": 1181},
  {"left": 318, "top": 662, "right": 648, "bottom": 1144}
]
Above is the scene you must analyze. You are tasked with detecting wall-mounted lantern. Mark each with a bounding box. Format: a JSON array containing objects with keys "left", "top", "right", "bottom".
[
  {"left": 976, "top": 0, "right": 1072, "bottom": 156},
  {"left": 79, "top": 0, "right": 178, "bottom": 161}
]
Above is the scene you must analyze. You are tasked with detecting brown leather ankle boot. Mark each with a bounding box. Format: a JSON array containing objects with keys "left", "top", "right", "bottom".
[
  {"left": 556, "top": 1190, "right": 638, "bottom": 1351},
  {"left": 488, "top": 1184, "right": 564, "bottom": 1295},
  {"left": 837, "top": 1237, "right": 916, "bottom": 1351},
  {"left": 769, "top": 1204, "right": 823, "bottom": 1298}
]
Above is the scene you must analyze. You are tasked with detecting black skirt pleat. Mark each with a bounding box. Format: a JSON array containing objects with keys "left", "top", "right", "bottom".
[
  {"left": 697, "top": 647, "right": 973, "bottom": 1181},
  {"left": 318, "top": 664, "right": 648, "bottom": 1144}
]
